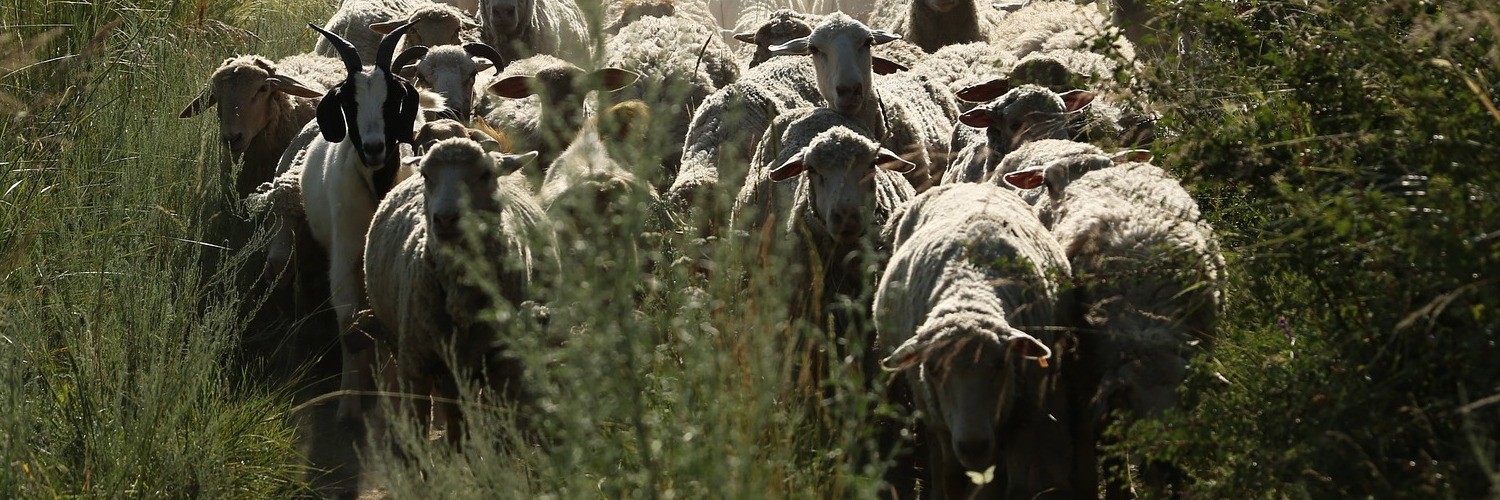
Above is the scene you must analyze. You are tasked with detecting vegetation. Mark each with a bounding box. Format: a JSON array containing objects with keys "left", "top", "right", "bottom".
[{"left": 0, "top": 0, "right": 1495, "bottom": 497}]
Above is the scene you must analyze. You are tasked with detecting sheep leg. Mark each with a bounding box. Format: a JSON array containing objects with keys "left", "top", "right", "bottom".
[
  {"left": 434, "top": 369, "right": 464, "bottom": 446},
  {"left": 330, "top": 252, "right": 376, "bottom": 424}
]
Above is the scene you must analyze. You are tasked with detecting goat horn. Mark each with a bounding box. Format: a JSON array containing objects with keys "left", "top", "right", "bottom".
[
  {"left": 463, "top": 43, "right": 507, "bottom": 72},
  {"left": 375, "top": 21, "right": 415, "bottom": 70},
  {"left": 309, "top": 22, "right": 361, "bottom": 74}
]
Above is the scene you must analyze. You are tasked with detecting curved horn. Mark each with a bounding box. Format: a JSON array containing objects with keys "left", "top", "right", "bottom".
[
  {"left": 309, "top": 22, "right": 361, "bottom": 74},
  {"left": 391, "top": 46, "right": 429, "bottom": 75},
  {"left": 463, "top": 42, "right": 507, "bottom": 72},
  {"left": 375, "top": 21, "right": 415, "bottom": 70}
]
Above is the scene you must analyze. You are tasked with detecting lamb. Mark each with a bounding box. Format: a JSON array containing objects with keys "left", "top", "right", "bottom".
[
  {"left": 875, "top": 181, "right": 1087, "bottom": 499},
  {"left": 397, "top": 42, "right": 506, "bottom": 121},
  {"left": 943, "top": 83, "right": 1094, "bottom": 185},
  {"left": 314, "top": 0, "right": 424, "bottom": 63},
  {"left": 297, "top": 22, "right": 446, "bottom": 423},
  {"left": 364, "top": 138, "right": 555, "bottom": 445},
  {"left": 603, "top": 14, "right": 740, "bottom": 191},
  {"left": 768, "top": 13, "right": 961, "bottom": 190},
  {"left": 480, "top": 55, "right": 640, "bottom": 176},
  {"left": 477, "top": 0, "right": 591, "bottom": 66},
  {"left": 733, "top": 123, "right": 916, "bottom": 327},
  {"left": 180, "top": 54, "right": 345, "bottom": 197},
  {"left": 1001, "top": 150, "right": 1224, "bottom": 496}
]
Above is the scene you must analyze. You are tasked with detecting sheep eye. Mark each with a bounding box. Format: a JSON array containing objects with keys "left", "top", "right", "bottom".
[{"left": 257, "top": 84, "right": 269, "bottom": 93}]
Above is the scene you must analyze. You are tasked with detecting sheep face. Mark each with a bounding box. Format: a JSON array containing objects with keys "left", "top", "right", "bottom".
[
  {"left": 733, "top": 10, "right": 814, "bottom": 68},
  {"left": 883, "top": 327, "right": 1052, "bottom": 474},
  {"left": 922, "top": 0, "right": 964, "bottom": 13},
  {"left": 482, "top": 0, "right": 531, "bottom": 35},
  {"left": 403, "top": 44, "right": 505, "bottom": 122},
  {"left": 420, "top": 138, "right": 535, "bottom": 242},
  {"left": 769, "top": 14, "right": 899, "bottom": 115},
  {"left": 181, "top": 57, "right": 322, "bottom": 155},
  {"left": 371, "top": 4, "right": 475, "bottom": 48},
  {"left": 488, "top": 62, "right": 639, "bottom": 148},
  {"left": 957, "top": 84, "right": 1093, "bottom": 160},
  {"left": 769, "top": 127, "right": 913, "bottom": 244}
]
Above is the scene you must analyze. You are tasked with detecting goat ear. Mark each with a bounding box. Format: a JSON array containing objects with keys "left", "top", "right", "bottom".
[
  {"left": 488, "top": 75, "right": 536, "bottom": 98},
  {"left": 872, "top": 56, "right": 907, "bottom": 75},
  {"left": 1006, "top": 334, "right": 1052, "bottom": 365},
  {"left": 1111, "top": 149, "right": 1151, "bottom": 163},
  {"left": 768, "top": 36, "right": 811, "bottom": 56},
  {"left": 1060, "top": 89, "right": 1094, "bottom": 112},
  {"left": 595, "top": 67, "right": 640, "bottom": 92},
  {"left": 494, "top": 150, "right": 538, "bottom": 176},
  {"left": 769, "top": 154, "right": 807, "bottom": 182},
  {"left": 1003, "top": 167, "right": 1046, "bottom": 190},
  {"left": 266, "top": 75, "right": 323, "bottom": 98},
  {"left": 732, "top": 31, "right": 756, "bottom": 44},
  {"left": 871, "top": 29, "right": 902, "bottom": 45},
  {"left": 316, "top": 86, "right": 347, "bottom": 142},
  {"left": 396, "top": 81, "right": 420, "bottom": 144},
  {"left": 875, "top": 148, "right": 915, "bottom": 173},
  {"left": 958, "top": 107, "right": 993, "bottom": 128},
  {"left": 880, "top": 336, "right": 925, "bottom": 372},
  {"left": 179, "top": 86, "right": 216, "bottom": 118},
  {"left": 956, "top": 79, "right": 1010, "bottom": 103},
  {"left": 368, "top": 20, "right": 403, "bottom": 34}
]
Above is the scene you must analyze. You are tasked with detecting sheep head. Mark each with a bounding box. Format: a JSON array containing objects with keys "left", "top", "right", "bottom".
[
  {"left": 482, "top": 0, "right": 533, "bottom": 35},
  {"left": 180, "top": 56, "right": 323, "bottom": 155},
  {"left": 401, "top": 43, "right": 505, "bottom": 121},
  {"left": 768, "top": 126, "right": 912, "bottom": 244},
  {"left": 957, "top": 83, "right": 1093, "bottom": 160},
  {"left": 768, "top": 13, "right": 900, "bottom": 115},
  {"left": 419, "top": 137, "right": 537, "bottom": 242}
]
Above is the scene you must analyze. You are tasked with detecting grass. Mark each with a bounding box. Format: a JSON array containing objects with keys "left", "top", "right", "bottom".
[{"left": 2, "top": 0, "right": 1499, "bottom": 497}]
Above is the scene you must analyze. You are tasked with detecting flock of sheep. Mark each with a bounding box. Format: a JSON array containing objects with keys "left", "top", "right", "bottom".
[{"left": 183, "top": 0, "right": 1225, "bottom": 496}]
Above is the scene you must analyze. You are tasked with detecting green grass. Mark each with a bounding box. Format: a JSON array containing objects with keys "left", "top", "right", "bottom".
[{"left": 3, "top": 0, "right": 1498, "bottom": 497}]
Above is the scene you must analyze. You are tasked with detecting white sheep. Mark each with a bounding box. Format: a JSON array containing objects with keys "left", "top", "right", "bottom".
[
  {"left": 1002, "top": 145, "right": 1223, "bottom": 496},
  {"left": 397, "top": 42, "right": 506, "bottom": 121},
  {"left": 988, "top": 0, "right": 1136, "bottom": 61},
  {"left": 477, "top": 0, "right": 592, "bottom": 66},
  {"left": 868, "top": 0, "right": 1008, "bottom": 53},
  {"left": 479, "top": 54, "right": 640, "bottom": 176},
  {"left": 943, "top": 83, "right": 1094, "bottom": 185},
  {"left": 298, "top": 22, "right": 447, "bottom": 423},
  {"left": 875, "top": 181, "right": 1086, "bottom": 499},
  {"left": 768, "top": 13, "right": 962, "bottom": 191},
  {"left": 731, "top": 9, "right": 922, "bottom": 73},
  {"left": 603, "top": 0, "right": 719, "bottom": 35},
  {"left": 368, "top": 2, "right": 484, "bottom": 54},
  {"left": 181, "top": 54, "right": 345, "bottom": 197},
  {"left": 314, "top": 0, "right": 424, "bottom": 63},
  {"left": 604, "top": 14, "right": 740, "bottom": 192},
  {"left": 364, "top": 138, "right": 554, "bottom": 445}
]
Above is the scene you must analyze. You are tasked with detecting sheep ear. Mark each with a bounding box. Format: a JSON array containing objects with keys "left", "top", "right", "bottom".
[
  {"left": 732, "top": 31, "right": 756, "bottom": 44},
  {"left": 369, "top": 20, "right": 404, "bottom": 35},
  {"left": 179, "top": 86, "right": 216, "bottom": 118},
  {"left": 871, "top": 29, "right": 901, "bottom": 45},
  {"left": 1060, "top": 89, "right": 1094, "bottom": 112},
  {"left": 402, "top": 155, "right": 423, "bottom": 172},
  {"left": 595, "top": 67, "right": 640, "bottom": 92},
  {"left": 956, "top": 79, "right": 1010, "bottom": 103},
  {"left": 316, "top": 86, "right": 347, "bottom": 142},
  {"left": 880, "top": 336, "right": 925, "bottom": 372},
  {"left": 872, "top": 56, "right": 907, "bottom": 75},
  {"left": 489, "top": 75, "right": 536, "bottom": 98},
  {"left": 397, "top": 63, "right": 418, "bottom": 80},
  {"left": 266, "top": 75, "right": 323, "bottom": 98},
  {"left": 875, "top": 148, "right": 915, "bottom": 173},
  {"left": 1003, "top": 167, "right": 1047, "bottom": 190},
  {"left": 768, "top": 36, "right": 811, "bottom": 56},
  {"left": 769, "top": 153, "right": 807, "bottom": 182},
  {"left": 494, "top": 150, "right": 538, "bottom": 175},
  {"left": 958, "top": 107, "right": 993, "bottom": 128},
  {"left": 1006, "top": 334, "right": 1052, "bottom": 363},
  {"left": 473, "top": 57, "right": 494, "bottom": 72},
  {"left": 1112, "top": 149, "right": 1151, "bottom": 163}
]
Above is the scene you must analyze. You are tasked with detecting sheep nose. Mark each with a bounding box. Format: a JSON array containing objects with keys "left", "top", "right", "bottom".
[
  {"left": 835, "top": 84, "right": 862, "bottom": 100},
  {"left": 829, "top": 208, "right": 863, "bottom": 241},
  {"left": 221, "top": 132, "right": 245, "bottom": 150},
  {"left": 955, "top": 439, "right": 994, "bottom": 472},
  {"left": 432, "top": 212, "right": 460, "bottom": 237}
]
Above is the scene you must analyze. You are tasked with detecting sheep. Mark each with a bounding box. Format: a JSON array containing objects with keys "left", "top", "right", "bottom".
[
  {"left": 297, "top": 22, "right": 446, "bottom": 423},
  {"left": 479, "top": 55, "right": 640, "bottom": 177},
  {"left": 368, "top": 2, "right": 484, "bottom": 55},
  {"left": 942, "top": 83, "right": 1094, "bottom": 185},
  {"left": 180, "top": 54, "right": 345, "bottom": 197},
  {"left": 603, "top": 14, "right": 740, "bottom": 191},
  {"left": 1001, "top": 151, "right": 1224, "bottom": 497},
  {"left": 477, "top": 0, "right": 591, "bottom": 66},
  {"left": 875, "top": 181, "right": 1087, "bottom": 499},
  {"left": 768, "top": 13, "right": 962, "bottom": 191},
  {"left": 733, "top": 121, "right": 916, "bottom": 326},
  {"left": 314, "top": 0, "right": 424, "bottom": 63},
  {"left": 364, "top": 138, "right": 555, "bottom": 445},
  {"left": 539, "top": 100, "right": 667, "bottom": 279},
  {"left": 868, "top": 0, "right": 1008, "bottom": 53},
  {"left": 988, "top": 0, "right": 1135, "bottom": 61},
  {"left": 396, "top": 42, "right": 506, "bottom": 121},
  {"left": 731, "top": 9, "right": 923, "bottom": 72},
  {"left": 603, "top": 0, "right": 719, "bottom": 35}
]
